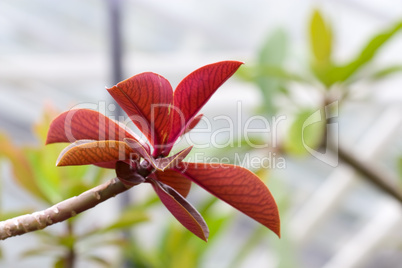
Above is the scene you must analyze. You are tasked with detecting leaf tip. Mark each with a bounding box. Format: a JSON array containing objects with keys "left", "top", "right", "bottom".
[
  {"left": 267, "top": 211, "right": 281, "bottom": 238},
  {"left": 44, "top": 136, "right": 53, "bottom": 146},
  {"left": 45, "top": 129, "right": 57, "bottom": 145},
  {"left": 274, "top": 225, "right": 281, "bottom": 238}
]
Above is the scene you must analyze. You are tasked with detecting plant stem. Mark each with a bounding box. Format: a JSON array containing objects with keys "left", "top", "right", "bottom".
[
  {"left": 65, "top": 220, "right": 75, "bottom": 268},
  {"left": 0, "top": 177, "right": 131, "bottom": 240},
  {"left": 321, "top": 94, "right": 402, "bottom": 203},
  {"left": 337, "top": 145, "right": 402, "bottom": 203},
  {"left": 66, "top": 247, "right": 75, "bottom": 268}
]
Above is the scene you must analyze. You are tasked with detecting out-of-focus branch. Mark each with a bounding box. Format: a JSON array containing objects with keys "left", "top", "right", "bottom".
[
  {"left": 322, "top": 96, "right": 402, "bottom": 203},
  {"left": 0, "top": 177, "right": 131, "bottom": 240},
  {"left": 336, "top": 145, "right": 402, "bottom": 203}
]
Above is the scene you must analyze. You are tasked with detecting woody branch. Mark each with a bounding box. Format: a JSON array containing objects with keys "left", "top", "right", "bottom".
[{"left": 0, "top": 177, "right": 131, "bottom": 240}]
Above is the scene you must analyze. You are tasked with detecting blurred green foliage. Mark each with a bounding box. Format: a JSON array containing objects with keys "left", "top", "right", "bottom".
[
  {"left": 123, "top": 195, "right": 230, "bottom": 268},
  {"left": 309, "top": 10, "right": 402, "bottom": 87},
  {"left": 0, "top": 108, "right": 102, "bottom": 204},
  {"left": 283, "top": 108, "right": 326, "bottom": 156},
  {"left": 0, "top": 107, "right": 149, "bottom": 267},
  {"left": 0, "top": 108, "right": 276, "bottom": 267},
  {"left": 1, "top": 8, "right": 401, "bottom": 268},
  {"left": 234, "top": 8, "right": 402, "bottom": 267},
  {"left": 238, "top": 9, "right": 402, "bottom": 157}
]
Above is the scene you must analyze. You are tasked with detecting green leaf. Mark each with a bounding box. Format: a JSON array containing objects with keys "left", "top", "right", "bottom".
[
  {"left": 236, "top": 65, "right": 304, "bottom": 83},
  {"left": 53, "top": 258, "right": 66, "bottom": 268},
  {"left": 33, "top": 229, "right": 61, "bottom": 245},
  {"left": 81, "top": 237, "right": 128, "bottom": 253},
  {"left": 257, "top": 30, "right": 289, "bottom": 116},
  {"left": 397, "top": 156, "right": 402, "bottom": 180},
  {"left": 100, "top": 210, "right": 149, "bottom": 233},
  {"left": 84, "top": 206, "right": 149, "bottom": 236},
  {"left": 0, "top": 134, "right": 50, "bottom": 203},
  {"left": 23, "top": 140, "right": 93, "bottom": 203},
  {"left": 20, "top": 246, "right": 60, "bottom": 258},
  {"left": 89, "top": 166, "right": 112, "bottom": 186},
  {"left": 369, "top": 65, "right": 402, "bottom": 80},
  {"left": 257, "top": 66, "right": 307, "bottom": 82},
  {"left": 158, "top": 224, "right": 200, "bottom": 268},
  {"left": 57, "top": 234, "right": 76, "bottom": 249},
  {"left": 283, "top": 108, "right": 326, "bottom": 155},
  {"left": 259, "top": 28, "right": 288, "bottom": 66},
  {"left": 237, "top": 65, "right": 304, "bottom": 115},
  {"left": 236, "top": 29, "right": 292, "bottom": 115},
  {"left": 24, "top": 148, "right": 61, "bottom": 203},
  {"left": 230, "top": 225, "right": 267, "bottom": 268},
  {"left": 62, "top": 165, "right": 93, "bottom": 194},
  {"left": 155, "top": 194, "right": 232, "bottom": 268},
  {"left": 33, "top": 105, "right": 58, "bottom": 144},
  {"left": 86, "top": 255, "right": 111, "bottom": 267},
  {"left": 124, "top": 237, "right": 161, "bottom": 268},
  {"left": 13, "top": 109, "right": 99, "bottom": 204},
  {"left": 192, "top": 195, "right": 232, "bottom": 243},
  {"left": 63, "top": 182, "right": 93, "bottom": 200},
  {"left": 309, "top": 10, "right": 335, "bottom": 87},
  {"left": 328, "top": 21, "right": 402, "bottom": 85},
  {"left": 310, "top": 9, "right": 332, "bottom": 65},
  {"left": 0, "top": 209, "right": 33, "bottom": 221}
]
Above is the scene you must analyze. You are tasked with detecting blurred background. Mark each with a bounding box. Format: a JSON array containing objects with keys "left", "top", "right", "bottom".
[{"left": 1, "top": 0, "right": 402, "bottom": 267}]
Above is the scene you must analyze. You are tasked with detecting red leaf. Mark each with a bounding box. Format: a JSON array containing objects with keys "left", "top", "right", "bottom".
[
  {"left": 177, "top": 162, "right": 280, "bottom": 237},
  {"left": 115, "top": 161, "right": 145, "bottom": 187},
  {"left": 124, "top": 138, "right": 153, "bottom": 164},
  {"left": 56, "top": 140, "right": 138, "bottom": 167},
  {"left": 107, "top": 73, "right": 173, "bottom": 150},
  {"left": 95, "top": 162, "right": 120, "bottom": 169},
  {"left": 153, "top": 169, "right": 192, "bottom": 197},
  {"left": 153, "top": 146, "right": 193, "bottom": 171},
  {"left": 181, "top": 114, "right": 203, "bottom": 136},
  {"left": 125, "top": 138, "right": 192, "bottom": 171},
  {"left": 149, "top": 178, "right": 209, "bottom": 241},
  {"left": 168, "top": 61, "right": 243, "bottom": 147},
  {"left": 46, "top": 109, "right": 139, "bottom": 145}
]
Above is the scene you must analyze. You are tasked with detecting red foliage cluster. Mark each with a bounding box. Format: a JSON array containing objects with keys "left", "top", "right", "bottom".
[{"left": 46, "top": 61, "right": 280, "bottom": 241}]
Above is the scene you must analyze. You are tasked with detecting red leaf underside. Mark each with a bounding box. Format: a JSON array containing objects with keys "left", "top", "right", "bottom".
[
  {"left": 56, "top": 140, "right": 138, "bottom": 167},
  {"left": 153, "top": 146, "right": 193, "bottom": 171},
  {"left": 152, "top": 169, "right": 192, "bottom": 198},
  {"left": 115, "top": 161, "right": 145, "bottom": 187},
  {"left": 150, "top": 179, "right": 209, "bottom": 241},
  {"left": 177, "top": 162, "right": 280, "bottom": 237},
  {"left": 124, "top": 138, "right": 153, "bottom": 163}
]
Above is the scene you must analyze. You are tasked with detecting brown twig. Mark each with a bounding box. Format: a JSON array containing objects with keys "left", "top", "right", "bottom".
[
  {"left": 321, "top": 92, "right": 402, "bottom": 203},
  {"left": 336, "top": 145, "right": 402, "bottom": 203},
  {"left": 0, "top": 177, "right": 131, "bottom": 240}
]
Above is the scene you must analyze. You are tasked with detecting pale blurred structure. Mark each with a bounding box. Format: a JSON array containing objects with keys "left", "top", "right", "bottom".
[{"left": 0, "top": 0, "right": 402, "bottom": 267}]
